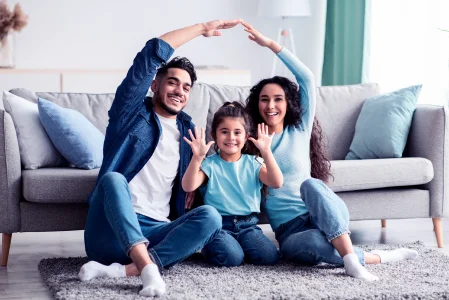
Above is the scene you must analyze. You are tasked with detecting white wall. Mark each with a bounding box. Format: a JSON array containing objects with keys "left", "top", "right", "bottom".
[{"left": 9, "top": 0, "right": 326, "bottom": 85}]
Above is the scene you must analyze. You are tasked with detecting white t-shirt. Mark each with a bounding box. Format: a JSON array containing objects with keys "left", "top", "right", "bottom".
[{"left": 128, "top": 113, "right": 180, "bottom": 222}]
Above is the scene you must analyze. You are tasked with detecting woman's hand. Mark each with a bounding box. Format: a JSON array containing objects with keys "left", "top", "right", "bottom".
[
  {"left": 202, "top": 19, "right": 241, "bottom": 37},
  {"left": 183, "top": 127, "right": 215, "bottom": 158},
  {"left": 241, "top": 20, "right": 282, "bottom": 53},
  {"left": 248, "top": 123, "right": 275, "bottom": 155}
]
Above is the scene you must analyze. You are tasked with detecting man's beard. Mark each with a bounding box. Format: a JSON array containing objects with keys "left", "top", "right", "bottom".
[{"left": 153, "top": 90, "right": 181, "bottom": 116}]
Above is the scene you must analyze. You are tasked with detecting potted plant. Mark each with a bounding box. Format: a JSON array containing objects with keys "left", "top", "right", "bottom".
[{"left": 0, "top": 1, "right": 28, "bottom": 68}]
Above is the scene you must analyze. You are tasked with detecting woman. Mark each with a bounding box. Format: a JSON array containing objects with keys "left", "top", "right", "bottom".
[{"left": 242, "top": 20, "right": 418, "bottom": 281}]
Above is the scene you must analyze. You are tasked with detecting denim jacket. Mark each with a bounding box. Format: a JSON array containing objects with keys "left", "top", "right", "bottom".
[{"left": 90, "top": 38, "right": 195, "bottom": 220}]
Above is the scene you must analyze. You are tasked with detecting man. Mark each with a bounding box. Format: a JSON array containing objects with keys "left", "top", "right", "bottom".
[{"left": 78, "top": 20, "right": 241, "bottom": 297}]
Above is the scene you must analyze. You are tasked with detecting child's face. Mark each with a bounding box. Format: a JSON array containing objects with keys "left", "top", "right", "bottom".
[{"left": 215, "top": 118, "right": 248, "bottom": 158}]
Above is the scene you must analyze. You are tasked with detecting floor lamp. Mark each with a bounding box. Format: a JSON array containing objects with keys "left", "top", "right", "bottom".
[{"left": 257, "top": 0, "right": 311, "bottom": 77}]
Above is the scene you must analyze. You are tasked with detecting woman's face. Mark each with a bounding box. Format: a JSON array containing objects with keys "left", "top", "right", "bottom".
[{"left": 258, "top": 83, "right": 287, "bottom": 133}]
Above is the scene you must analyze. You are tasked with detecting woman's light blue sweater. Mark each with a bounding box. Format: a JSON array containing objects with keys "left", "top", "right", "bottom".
[{"left": 264, "top": 47, "right": 317, "bottom": 231}]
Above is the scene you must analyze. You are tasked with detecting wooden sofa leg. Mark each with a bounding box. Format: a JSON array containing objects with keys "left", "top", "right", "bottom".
[
  {"left": 1, "top": 233, "right": 12, "bottom": 266},
  {"left": 432, "top": 218, "right": 444, "bottom": 248},
  {"left": 381, "top": 219, "right": 386, "bottom": 228}
]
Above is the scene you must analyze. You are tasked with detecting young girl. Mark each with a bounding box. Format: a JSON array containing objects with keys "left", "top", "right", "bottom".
[
  {"left": 182, "top": 102, "right": 283, "bottom": 266},
  {"left": 242, "top": 20, "right": 418, "bottom": 281}
]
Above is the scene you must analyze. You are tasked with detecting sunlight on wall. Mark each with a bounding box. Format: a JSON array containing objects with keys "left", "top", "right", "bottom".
[{"left": 364, "top": 0, "right": 449, "bottom": 105}]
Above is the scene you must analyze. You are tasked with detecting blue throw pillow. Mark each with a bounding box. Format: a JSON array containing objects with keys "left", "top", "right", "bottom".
[
  {"left": 345, "top": 85, "right": 422, "bottom": 160},
  {"left": 38, "top": 98, "right": 104, "bottom": 169}
]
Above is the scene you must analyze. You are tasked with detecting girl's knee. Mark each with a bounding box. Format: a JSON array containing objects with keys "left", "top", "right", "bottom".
[
  {"left": 203, "top": 245, "right": 244, "bottom": 267},
  {"left": 253, "top": 249, "right": 280, "bottom": 266},
  {"left": 222, "top": 251, "right": 245, "bottom": 267}
]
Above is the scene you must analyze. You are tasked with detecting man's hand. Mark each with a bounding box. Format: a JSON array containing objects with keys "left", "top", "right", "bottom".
[
  {"left": 160, "top": 19, "right": 241, "bottom": 50},
  {"left": 201, "top": 19, "right": 241, "bottom": 37},
  {"left": 185, "top": 191, "right": 196, "bottom": 209}
]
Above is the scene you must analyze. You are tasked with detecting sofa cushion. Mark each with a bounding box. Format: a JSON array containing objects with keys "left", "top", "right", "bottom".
[
  {"left": 180, "top": 82, "right": 213, "bottom": 133},
  {"left": 23, "top": 157, "right": 433, "bottom": 204},
  {"left": 22, "top": 168, "right": 99, "bottom": 203},
  {"left": 38, "top": 98, "right": 104, "bottom": 169},
  {"left": 11, "top": 82, "right": 381, "bottom": 161},
  {"left": 346, "top": 85, "right": 422, "bottom": 160},
  {"left": 2, "top": 91, "right": 67, "bottom": 169},
  {"left": 328, "top": 157, "right": 433, "bottom": 192},
  {"left": 10, "top": 85, "right": 212, "bottom": 137},
  {"left": 315, "top": 83, "right": 380, "bottom": 160},
  {"left": 9, "top": 88, "right": 115, "bottom": 135}
]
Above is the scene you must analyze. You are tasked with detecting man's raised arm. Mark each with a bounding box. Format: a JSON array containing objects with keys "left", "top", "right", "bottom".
[
  {"left": 160, "top": 19, "right": 241, "bottom": 49},
  {"left": 108, "top": 20, "right": 240, "bottom": 124}
]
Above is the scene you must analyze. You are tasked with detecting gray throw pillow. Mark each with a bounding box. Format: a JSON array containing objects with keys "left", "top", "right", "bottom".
[{"left": 2, "top": 91, "right": 66, "bottom": 169}]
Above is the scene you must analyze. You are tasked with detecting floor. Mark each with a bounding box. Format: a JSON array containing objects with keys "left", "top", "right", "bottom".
[{"left": 1, "top": 218, "right": 448, "bottom": 299}]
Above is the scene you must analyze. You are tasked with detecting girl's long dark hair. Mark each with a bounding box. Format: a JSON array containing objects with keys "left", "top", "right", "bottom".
[{"left": 245, "top": 76, "right": 332, "bottom": 183}]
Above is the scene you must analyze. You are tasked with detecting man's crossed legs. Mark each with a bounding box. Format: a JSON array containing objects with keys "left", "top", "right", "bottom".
[{"left": 80, "top": 172, "right": 221, "bottom": 296}]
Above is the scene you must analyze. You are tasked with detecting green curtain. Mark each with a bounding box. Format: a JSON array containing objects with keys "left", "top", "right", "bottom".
[{"left": 322, "top": 0, "right": 366, "bottom": 86}]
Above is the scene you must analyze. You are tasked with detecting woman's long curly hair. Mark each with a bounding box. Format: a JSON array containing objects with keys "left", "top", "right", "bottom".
[{"left": 245, "top": 76, "right": 332, "bottom": 183}]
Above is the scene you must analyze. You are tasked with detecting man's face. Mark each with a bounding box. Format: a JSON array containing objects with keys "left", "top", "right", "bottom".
[{"left": 151, "top": 68, "right": 192, "bottom": 118}]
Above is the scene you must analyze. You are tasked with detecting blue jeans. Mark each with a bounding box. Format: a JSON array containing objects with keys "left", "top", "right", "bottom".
[
  {"left": 202, "top": 214, "right": 280, "bottom": 267},
  {"left": 275, "top": 178, "right": 365, "bottom": 266},
  {"left": 84, "top": 172, "right": 222, "bottom": 270}
]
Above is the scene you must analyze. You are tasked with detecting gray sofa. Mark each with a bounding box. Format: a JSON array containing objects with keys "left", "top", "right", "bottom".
[{"left": 1, "top": 82, "right": 447, "bottom": 266}]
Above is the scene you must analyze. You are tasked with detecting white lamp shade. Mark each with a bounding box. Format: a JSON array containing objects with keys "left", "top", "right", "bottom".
[{"left": 257, "top": 0, "right": 311, "bottom": 17}]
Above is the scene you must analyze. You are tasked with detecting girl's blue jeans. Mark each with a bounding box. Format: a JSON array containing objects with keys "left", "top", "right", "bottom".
[
  {"left": 84, "top": 172, "right": 222, "bottom": 270},
  {"left": 202, "top": 214, "right": 280, "bottom": 266},
  {"left": 275, "top": 178, "right": 365, "bottom": 266}
]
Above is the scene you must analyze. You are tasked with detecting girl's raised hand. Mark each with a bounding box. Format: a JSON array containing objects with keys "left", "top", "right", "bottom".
[
  {"left": 248, "top": 123, "right": 275, "bottom": 153},
  {"left": 183, "top": 127, "right": 215, "bottom": 158}
]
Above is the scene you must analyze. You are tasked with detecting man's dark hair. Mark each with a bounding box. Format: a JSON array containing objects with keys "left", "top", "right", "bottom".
[{"left": 155, "top": 56, "right": 197, "bottom": 86}]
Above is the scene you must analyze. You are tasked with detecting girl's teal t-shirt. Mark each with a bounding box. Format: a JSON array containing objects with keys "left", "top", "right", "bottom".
[{"left": 201, "top": 153, "right": 263, "bottom": 216}]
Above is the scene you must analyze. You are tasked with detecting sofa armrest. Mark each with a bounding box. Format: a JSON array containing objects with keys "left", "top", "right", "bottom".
[
  {"left": 404, "top": 104, "right": 449, "bottom": 218},
  {"left": 0, "top": 109, "right": 21, "bottom": 233}
]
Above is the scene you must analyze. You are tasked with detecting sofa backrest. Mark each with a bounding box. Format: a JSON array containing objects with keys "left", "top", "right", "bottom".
[
  {"left": 190, "top": 82, "right": 380, "bottom": 160},
  {"left": 315, "top": 83, "right": 380, "bottom": 160},
  {"left": 8, "top": 88, "right": 114, "bottom": 135},
  {"left": 9, "top": 82, "right": 379, "bottom": 160}
]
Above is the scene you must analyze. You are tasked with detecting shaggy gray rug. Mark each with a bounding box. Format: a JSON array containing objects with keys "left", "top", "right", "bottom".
[{"left": 38, "top": 241, "right": 449, "bottom": 300}]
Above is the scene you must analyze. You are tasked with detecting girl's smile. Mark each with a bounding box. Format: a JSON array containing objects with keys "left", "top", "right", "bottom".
[{"left": 215, "top": 117, "right": 248, "bottom": 162}]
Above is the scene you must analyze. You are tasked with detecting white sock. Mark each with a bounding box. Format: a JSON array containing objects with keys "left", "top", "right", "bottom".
[
  {"left": 78, "top": 261, "right": 126, "bottom": 281},
  {"left": 343, "top": 253, "right": 379, "bottom": 281},
  {"left": 371, "top": 248, "right": 418, "bottom": 263},
  {"left": 139, "top": 264, "right": 166, "bottom": 297}
]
